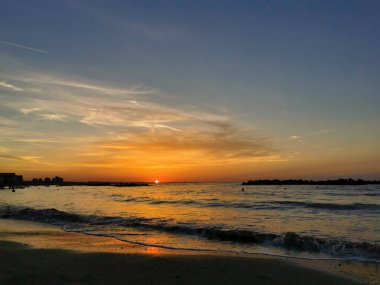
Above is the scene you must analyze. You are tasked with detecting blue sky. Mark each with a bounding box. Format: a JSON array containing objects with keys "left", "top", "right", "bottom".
[{"left": 0, "top": 0, "right": 379, "bottom": 181}]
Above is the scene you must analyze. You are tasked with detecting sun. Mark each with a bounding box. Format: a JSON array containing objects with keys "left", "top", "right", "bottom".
[{"left": 154, "top": 179, "right": 160, "bottom": 184}]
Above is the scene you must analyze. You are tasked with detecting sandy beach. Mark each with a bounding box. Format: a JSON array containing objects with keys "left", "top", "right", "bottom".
[{"left": 0, "top": 218, "right": 378, "bottom": 285}]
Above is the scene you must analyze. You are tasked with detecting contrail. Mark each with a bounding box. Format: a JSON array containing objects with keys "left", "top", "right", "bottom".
[{"left": 0, "top": 40, "right": 47, "bottom": 53}]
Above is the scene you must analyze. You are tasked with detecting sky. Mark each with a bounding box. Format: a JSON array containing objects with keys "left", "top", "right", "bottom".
[{"left": 0, "top": 0, "right": 379, "bottom": 182}]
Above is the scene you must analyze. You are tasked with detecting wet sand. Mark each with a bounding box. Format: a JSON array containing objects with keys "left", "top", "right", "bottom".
[{"left": 0, "top": 219, "right": 378, "bottom": 285}]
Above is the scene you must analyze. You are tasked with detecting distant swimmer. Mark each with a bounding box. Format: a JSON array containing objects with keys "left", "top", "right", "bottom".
[{"left": 242, "top": 188, "right": 245, "bottom": 191}]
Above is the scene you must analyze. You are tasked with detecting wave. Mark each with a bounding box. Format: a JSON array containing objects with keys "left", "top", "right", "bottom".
[
  {"left": 120, "top": 197, "right": 255, "bottom": 208},
  {"left": 0, "top": 206, "right": 379, "bottom": 260},
  {"left": 362, "top": 193, "right": 380, "bottom": 197},
  {"left": 66, "top": 228, "right": 361, "bottom": 261},
  {"left": 119, "top": 196, "right": 380, "bottom": 212},
  {"left": 271, "top": 201, "right": 380, "bottom": 211}
]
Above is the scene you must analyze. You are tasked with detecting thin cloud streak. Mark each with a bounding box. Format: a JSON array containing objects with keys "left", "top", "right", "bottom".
[
  {"left": 0, "top": 40, "right": 47, "bottom": 53},
  {"left": 0, "top": 154, "right": 40, "bottom": 163},
  {"left": 39, "top": 113, "right": 67, "bottom": 121},
  {"left": 18, "top": 74, "right": 155, "bottom": 96},
  {"left": 0, "top": 81, "right": 23, "bottom": 92}
]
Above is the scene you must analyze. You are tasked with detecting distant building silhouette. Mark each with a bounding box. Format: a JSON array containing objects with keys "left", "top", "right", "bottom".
[
  {"left": 0, "top": 173, "right": 23, "bottom": 188},
  {"left": 30, "top": 176, "right": 64, "bottom": 186},
  {"left": 52, "top": 176, "right": 64, "bottom": 185}
]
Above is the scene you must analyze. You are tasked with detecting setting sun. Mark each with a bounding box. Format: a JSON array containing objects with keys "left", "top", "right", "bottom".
[{"left": 0, "top": 2, "right": 379, "bottom": 284}]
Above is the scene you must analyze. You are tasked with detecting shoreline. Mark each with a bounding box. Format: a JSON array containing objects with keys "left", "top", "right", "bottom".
[{"left": 1, "top": 218, "right": 378, "bottom": 285}]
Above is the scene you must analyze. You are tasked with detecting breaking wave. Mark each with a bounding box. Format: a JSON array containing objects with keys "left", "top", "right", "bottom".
[{"left": 1, "top": 206, "right": 379, "bottom": 261}]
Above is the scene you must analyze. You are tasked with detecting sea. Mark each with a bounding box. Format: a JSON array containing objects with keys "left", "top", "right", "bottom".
[{"left": 0, "top": 183, "right": 379, "bottom": 262}]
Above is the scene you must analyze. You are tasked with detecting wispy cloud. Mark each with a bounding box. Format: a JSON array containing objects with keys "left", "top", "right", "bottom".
[
  {"left": 20, "top": 108, "right": 42, "bottom": 115},
  {"left": 98, "top": 127, "right": 274, "bottom": 167},
  {"left": 0, "top": 81, "right": 23, "bottom": 92},
  {"left": 0, "top": 71, "right": 281, "bottom": 172},
  {"left": 0, "top": 40, "right": 47, "bottom": 53},
  {"left": 286, "top": 135, "right": 303, "bottom": 143},
  {"left": 39, "top": 113, "right": 67, "bottom": 121},
  {"left": 0, "top": 154, "right": 40, "bottom": 163},
  {"left": 308, "top": 129, "right": 330, "bottom": 136},
  {"left": 18, "top": 73, "right": 154, "bottom": 96},
  {"left": 20, "top": 107, "right": 67, "bottom": 121},
  {"left": 289, "top": 135, "right": 301, "bottom": 140}
]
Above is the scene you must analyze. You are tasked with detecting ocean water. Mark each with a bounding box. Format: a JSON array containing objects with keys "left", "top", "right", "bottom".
[{"left": 0, "top": 183, "right": 379, "bottom": 261}]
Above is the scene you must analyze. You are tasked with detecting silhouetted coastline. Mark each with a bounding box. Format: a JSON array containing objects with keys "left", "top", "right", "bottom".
[
  {"left": 22, "top": 181, "right": 150, "bottom": 187},
  {"left": 242, "top": 178, "right": 380, "bottom": 186}
]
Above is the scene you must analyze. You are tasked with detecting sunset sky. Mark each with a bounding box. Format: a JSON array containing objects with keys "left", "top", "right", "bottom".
[{"left": 0, "top": 1, "right": 379, "bottom": 182}]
